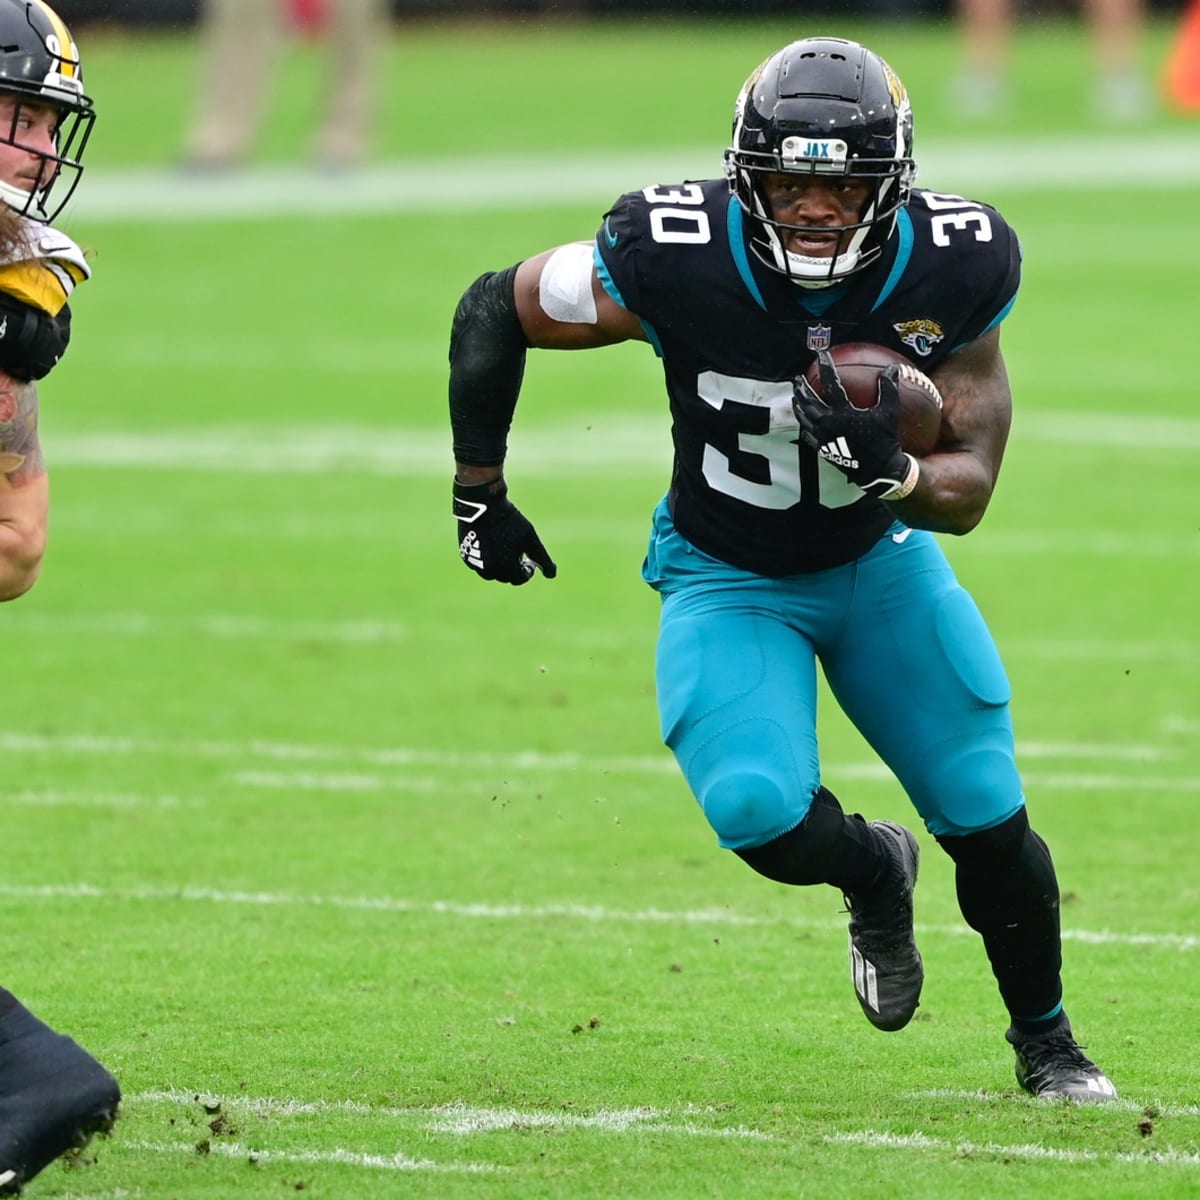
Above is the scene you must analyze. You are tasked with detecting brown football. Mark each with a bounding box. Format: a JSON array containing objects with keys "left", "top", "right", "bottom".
[{"left": 803, "top": 343, "right": 943, "bottom": 457}]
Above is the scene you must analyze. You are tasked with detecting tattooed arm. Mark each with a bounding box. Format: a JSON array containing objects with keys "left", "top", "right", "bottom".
[{"left": 0, "top": 372, "right": 48, "bottom": 600}]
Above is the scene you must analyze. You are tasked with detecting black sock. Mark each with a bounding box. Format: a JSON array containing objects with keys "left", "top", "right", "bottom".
[
  {"left": 937, "top": 809, "right": 1064, "bottom": 1023},
  {"left": 736, "top": 787, "right": 886, "bottom": 893}
]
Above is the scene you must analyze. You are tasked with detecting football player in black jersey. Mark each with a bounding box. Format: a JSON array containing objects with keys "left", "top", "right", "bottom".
[
  {"left": 0, "top": 2, "right": 121, "bottom": 1193},
  {"left": 449, "top": 37, "right": 1115, "bottom": 1103}
]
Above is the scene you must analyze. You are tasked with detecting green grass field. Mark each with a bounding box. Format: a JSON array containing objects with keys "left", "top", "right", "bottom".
[{"left": 3, "top": 14, "right": 1198, "bottom": 1199}]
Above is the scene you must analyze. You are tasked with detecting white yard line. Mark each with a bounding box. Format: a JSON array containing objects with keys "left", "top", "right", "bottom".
[
  {"left": 119, "top": 1138, "right": 491, "bottom": 1173},
  {"left": 0, "top": 882, "right": 1193, "bottom": 951},
  {"left": 106, "top": 1091, "right": 1200, "bottom": 1177},
  {"left": 66, "top": 134, "right": 1200, "bottom": 224},
  {"left": 0, "top": 730, "right": 1184, "bottom": 769},
  {"left": 230, "top": 766, "right": 1200, "bottom": 795},
  {"left": 134, "top": 1090, "right": 773, "bottom": 1140},
  {"left": 825, "top": 1129, "right": 1200, "bottom": 1168},
  {"left": 3, "top": 789, "right": 190, "bottom": 809},
  {"left": 906, "top": 1089, "right": 1200, "bottom": 1119},
  {"left": 37, "top": 413, "right": 1200, "bottom": 479},
  {"left": 1, "top": 611, "right": 1197, "bottom": 657},
  {"left": 0, "top": 612, "right": 410, "bottom": 644}
]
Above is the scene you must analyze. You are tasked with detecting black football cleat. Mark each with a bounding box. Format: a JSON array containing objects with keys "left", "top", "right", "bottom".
[
  {"left": 1006, "top": 1017, "right": 1118, "bottom": 1103},
  {"left": 844, "top": 820, "right": 924, "bottom": 1031},
  {"left": 0, "top": 1003, "right": 120, "bottom": 1195}
]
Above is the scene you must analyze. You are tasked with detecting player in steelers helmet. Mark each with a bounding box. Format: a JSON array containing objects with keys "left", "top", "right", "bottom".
[
  {"left": 0, "top": 0, "right": 94, "bottom": 223},
  {"left": 0, "top": 3, "right": 119, "bottom": 1193},
  {"left": 0, "top": 0, "right": 95, "bottom": 388}
]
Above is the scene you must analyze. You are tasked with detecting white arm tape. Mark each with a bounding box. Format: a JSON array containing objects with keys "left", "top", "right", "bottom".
[{"left": 539, "top": 242, "right": 598, "bottom": 325}]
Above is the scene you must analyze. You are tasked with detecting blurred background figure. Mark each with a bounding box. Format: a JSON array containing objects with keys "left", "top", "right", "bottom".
[
  {"left": 182, "top": 0, "right": 387, "bottom": 170},
  {"left": 1163, "top": 0, "right": 1200, "bottom": 109},
  {"left": 949, "top": 0, "right": 1153, "bottom": 121}
]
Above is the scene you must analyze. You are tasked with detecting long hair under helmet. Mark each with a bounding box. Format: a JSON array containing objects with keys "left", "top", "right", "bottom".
[
  {"left": 0, "top": 0, "right": 95, "bottom": 223},
  {"left": 724, "top": 37, "right": 915, "bottom": 288}
]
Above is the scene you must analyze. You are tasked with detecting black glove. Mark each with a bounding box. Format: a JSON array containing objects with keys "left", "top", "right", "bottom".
[
  {"left": 453, "top": 476, "right": 557, "bottom": 585},
  {"left": 792, "top": 351, "right": 912, "bottom": 499},
  {"left": 0, "top": 293, "right": 71, "bottom": 381}
]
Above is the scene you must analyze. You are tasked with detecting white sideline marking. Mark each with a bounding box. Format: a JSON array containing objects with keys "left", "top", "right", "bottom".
[
  {"left": 906, "top": 1089, "right": 1200, "bottom": 1119},
  {"left": 120, "top": 1138, "right": 491, "bottom": 1173},
  {"left": 825, "top": 1129, "right": 1200, "bottom": 1168},
  {"left": 0, "top": 883, "right": 1194, "bottom": 951},
  {"left": 64, "top": 135, "right": 1200, "bottom": 224}
]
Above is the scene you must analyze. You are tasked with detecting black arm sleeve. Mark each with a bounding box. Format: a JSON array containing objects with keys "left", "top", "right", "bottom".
[
  {"left": 0, "top": 292, "right": 72, "bottom": 381},
  {"left": 448, "top": 264, "right": 530, "bottom": 468}
]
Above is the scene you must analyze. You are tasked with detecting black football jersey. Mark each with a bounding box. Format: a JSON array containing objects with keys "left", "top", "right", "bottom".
[{"left": 594, "top": 178, "right": 1021, "bottom": 575}]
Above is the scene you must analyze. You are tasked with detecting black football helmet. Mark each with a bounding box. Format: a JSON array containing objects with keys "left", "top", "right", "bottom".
[
  {"left": 724, "top": 37, "right": 915, "bottom": 287},
  {"left": 0, "top": 0, "right": 94, "bottom": 222}
]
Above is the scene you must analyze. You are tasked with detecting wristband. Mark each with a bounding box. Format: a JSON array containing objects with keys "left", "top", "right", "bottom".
[
  {"left": 881, "top": 454, "right": 920, "bottom": 502},
  {"left": 452, "top": 476, "right": 506, "bottom": 523}
]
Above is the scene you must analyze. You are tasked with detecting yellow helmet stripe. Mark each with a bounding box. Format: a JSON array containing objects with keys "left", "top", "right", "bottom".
[{"left": 29, "top": 0, "right": 78, "bottom": 79}]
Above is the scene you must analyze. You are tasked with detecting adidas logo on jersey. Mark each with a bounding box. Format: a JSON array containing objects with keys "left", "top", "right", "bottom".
[{"left": 819, "top": 436, "right": 859, "bottom": 470}]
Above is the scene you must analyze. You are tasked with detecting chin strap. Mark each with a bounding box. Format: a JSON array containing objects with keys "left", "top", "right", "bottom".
[{"left": 0, "top": 180, "right": 44, "bottom": 221}]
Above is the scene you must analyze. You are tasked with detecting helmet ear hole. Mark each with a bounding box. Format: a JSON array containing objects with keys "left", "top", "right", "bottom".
[{"left": 725, "top": 37, "right": 915, "bottom": 287}]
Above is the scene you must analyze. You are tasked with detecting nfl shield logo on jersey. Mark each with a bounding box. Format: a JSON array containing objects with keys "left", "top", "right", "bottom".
[{"left": 807, "top": 325, "right": 832, "bottom": 352}]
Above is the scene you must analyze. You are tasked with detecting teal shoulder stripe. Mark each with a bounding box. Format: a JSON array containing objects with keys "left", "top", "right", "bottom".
[
  {"left": 593, "top": 241, "right": 663, "bottom": 357},
  {"left": 726, "top": 198, "right": 766, "bottom": 311},
  {"left": 949, "top": 291, "right": 1018, "bottom": 352},
  {"left": 870, "top": 208, "right": 913, "bottom": 313}
]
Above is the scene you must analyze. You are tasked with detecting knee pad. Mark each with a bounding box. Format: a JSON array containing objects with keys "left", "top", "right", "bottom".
[{"left": 702, "top": 769, "right": 799, "bottom": 851}]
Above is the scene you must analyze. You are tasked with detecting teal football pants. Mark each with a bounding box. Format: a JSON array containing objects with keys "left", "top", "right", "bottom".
[{"left": 643, "top": 499, "right": 1025, "bottom": 847}]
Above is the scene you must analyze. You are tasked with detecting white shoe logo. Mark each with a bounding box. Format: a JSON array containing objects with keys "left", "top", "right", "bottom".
[
  {"left": 891, "top": 527, "right": 913, "bottom": 544},
  {"left": 1087, "top": 1075, "right": 1117, "bottom": 1097},
  {"left": 851, "top": 945, "right": 880, "bottom": 1013},
  {"left": 819, "top": 436, "right": 858, "bottom": 470}
]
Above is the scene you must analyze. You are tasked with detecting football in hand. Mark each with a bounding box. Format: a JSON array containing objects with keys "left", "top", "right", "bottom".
[{"left": 802, "top": 343, "right": 943, "bottom": 457}]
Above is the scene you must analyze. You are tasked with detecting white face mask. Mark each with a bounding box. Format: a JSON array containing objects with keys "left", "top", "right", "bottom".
[{"left": 749, "top": 179, "right": 892, "bottom": 289}]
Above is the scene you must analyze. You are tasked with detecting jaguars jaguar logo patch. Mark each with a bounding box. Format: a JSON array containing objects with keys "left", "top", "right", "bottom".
[{"left": 893, "top": 319, "right": 945, "bottom": 357}]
